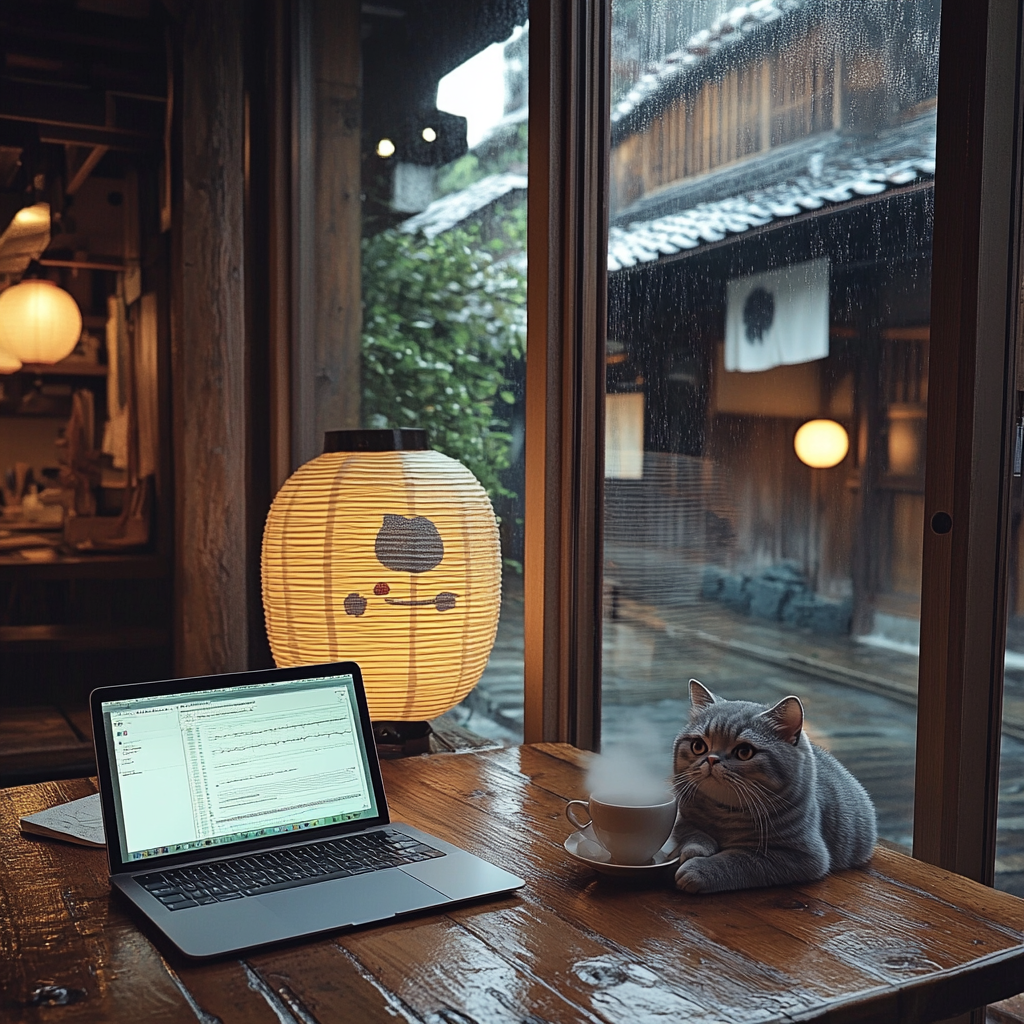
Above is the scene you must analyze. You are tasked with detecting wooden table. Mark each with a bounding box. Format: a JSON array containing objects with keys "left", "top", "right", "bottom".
[{"left": 3, "top": 743, "right": 1024, "bottom": 1023}]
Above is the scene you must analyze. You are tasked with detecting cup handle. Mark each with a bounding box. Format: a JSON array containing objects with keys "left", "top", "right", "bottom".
[{"left": 565, "top": 800, "right": 592, "bottom": 831}]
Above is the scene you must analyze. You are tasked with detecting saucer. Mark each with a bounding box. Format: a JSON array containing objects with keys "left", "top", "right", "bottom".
[{"left": 563, "top": 824, "right": 680, "bottom": 877}]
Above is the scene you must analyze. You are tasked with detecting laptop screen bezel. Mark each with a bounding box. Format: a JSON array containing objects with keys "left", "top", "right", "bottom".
[{"left": 90, "top": 661, "right": 391, "bottom": 876}]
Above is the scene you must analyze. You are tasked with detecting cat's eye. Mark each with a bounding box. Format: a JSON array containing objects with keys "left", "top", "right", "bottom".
[
  {"left": 734, "top": 743, "right": 755, "bottom": 761},
  {"left": 690, "top": 737, "right": 708, "bottom": 755}
]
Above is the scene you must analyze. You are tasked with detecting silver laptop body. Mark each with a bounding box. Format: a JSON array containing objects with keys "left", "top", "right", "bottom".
[{"left": 90, "top": 661, "right": 523, "bottom": 959}]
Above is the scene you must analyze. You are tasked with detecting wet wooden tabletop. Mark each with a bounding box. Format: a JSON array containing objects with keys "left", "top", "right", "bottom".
[{"left": 3, "top": 743, "right": 1024, "bottom": 1024}]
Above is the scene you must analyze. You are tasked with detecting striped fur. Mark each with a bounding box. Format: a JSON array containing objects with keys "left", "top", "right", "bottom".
[{"left": 671, "top": 679, "right": 876, "bottom": 893}]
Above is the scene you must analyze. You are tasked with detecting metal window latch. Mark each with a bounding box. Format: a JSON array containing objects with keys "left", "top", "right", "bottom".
[{"left": 1016, "top": 416, "right": 1024, "bottom": 477}]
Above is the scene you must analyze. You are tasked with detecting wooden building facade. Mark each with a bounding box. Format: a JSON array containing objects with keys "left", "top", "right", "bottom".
[{"left": 605, "top": 0, "right": 942, "bottom": 641}]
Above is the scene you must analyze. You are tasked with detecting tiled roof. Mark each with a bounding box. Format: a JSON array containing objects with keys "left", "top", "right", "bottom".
[
  {"left": 611, "top": 0, "right": 806, "bottom": 138},
  {"left": 607, "top": 109, "right": 936, "bottom": 271},
  {"left": 399, "top": 111, "right": 936, "bottom": 273},
  {"left": 399, "top": 172, "right": 527, "bottom": 240}
]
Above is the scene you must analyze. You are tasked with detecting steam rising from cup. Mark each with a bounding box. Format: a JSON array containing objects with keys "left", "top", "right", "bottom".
[{"left": 586, "top": 748, "right": 673, "bottom": 806}]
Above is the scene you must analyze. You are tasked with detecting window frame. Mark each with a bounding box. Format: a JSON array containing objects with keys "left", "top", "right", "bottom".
[
  {"left": 913, "top": 0, "right": 1024, "bottom": 883},
  {"left": 523, "top": 0, "right": 1024, "bottom": 889}
]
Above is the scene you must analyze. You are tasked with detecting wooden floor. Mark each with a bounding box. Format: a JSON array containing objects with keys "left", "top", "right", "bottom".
[{"left": 461, "top": 576, "right": 1024, "bottom": 900}]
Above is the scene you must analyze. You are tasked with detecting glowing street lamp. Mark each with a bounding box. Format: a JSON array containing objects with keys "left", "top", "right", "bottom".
[{"left": 794, "top": 419, "right": 849, "bottom": 469}]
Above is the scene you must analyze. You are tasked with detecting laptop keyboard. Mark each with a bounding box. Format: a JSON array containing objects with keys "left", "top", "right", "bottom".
[{"left": 135, "top": 829, "right": 445, "bottom": 911}]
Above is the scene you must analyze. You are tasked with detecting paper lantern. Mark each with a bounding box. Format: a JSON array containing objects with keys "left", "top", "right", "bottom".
[
  {"left": 0, "top": 279, "right": 83, "bottom": 364},
  {"left": 262, "top": 429, "right": 501, "bottom": 721},
  {"left": 0, "top": 346, "right": 21, "bottom": 373},
  {"left": 794, "top": 419, "right": 849, "bottom": 469}
]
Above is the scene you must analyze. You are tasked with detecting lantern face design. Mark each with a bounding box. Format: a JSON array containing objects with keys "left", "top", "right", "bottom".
[
  {"left": 0, "top": 279, "right": 83, "bottom": 365},
  {"left": 261, "top": 447, "right": 501, "bottom": 721}
]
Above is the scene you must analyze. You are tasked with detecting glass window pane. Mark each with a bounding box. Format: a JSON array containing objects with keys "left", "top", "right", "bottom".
[
  {"left": 603, "top": 0, "right": 942, "bottom": 854},
  {"left": 360, "top": 7, "right": 527, "bottom": 743},
  {"left": 998, "top": 493, "right": 1024, "bottom": 896}
]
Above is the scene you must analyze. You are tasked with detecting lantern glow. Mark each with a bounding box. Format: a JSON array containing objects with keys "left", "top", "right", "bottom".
[
  {"left": 376, "top": 138, "right": 396, "bottom": 158},
  {"left": 0, "top": 346, "right": 21, "bottom": 373},
  {"left": 794, "top": 419, "right": 849, "bottom": 468},
  {"left": 261, "top": 430, "right": 501, "bottom": 722},
  {"left": 13, "top": 205, "right": 50, "bottom": 228},
  {"left": 0, "top": 279, "right": 83, "bottom": 365}
]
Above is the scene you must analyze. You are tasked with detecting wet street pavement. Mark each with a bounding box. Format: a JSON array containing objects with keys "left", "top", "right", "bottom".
[{"left": 453, "top": 576, "right": 1024, "bottom": 897}]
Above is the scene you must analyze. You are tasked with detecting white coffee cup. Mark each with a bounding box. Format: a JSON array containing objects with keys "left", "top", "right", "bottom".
[{"left": 565, "top": 792, "right": 677, "bottom": 865}]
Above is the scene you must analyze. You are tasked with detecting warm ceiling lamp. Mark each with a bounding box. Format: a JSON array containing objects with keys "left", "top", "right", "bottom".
[
  {"left": 376, "top": 138, "right": 396, "bottom": 158},
  {"left": 0, "top": 279, "right": 82, "bottom": 364},
  {"left": 794, "top": 419, "right": 849, "bottom": 468},
  {"left": 0, "top": 346, "right": 21, "bottom": 373},
  {"left": 262, "top": 429, "right": 501, "bottom": 723},
  {"left": 13, "top": 205, "right": 51, "bottom": 228},
  {"left": 421, "top": 126, "right": 437, "bottom": 142}
]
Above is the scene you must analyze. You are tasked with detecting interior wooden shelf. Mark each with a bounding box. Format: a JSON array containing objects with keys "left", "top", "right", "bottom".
[
  {"left": 18, "top": 359, "right": 108, "bottom": 377},
  {"left": 38, "top": 256, "right": 124, "bottom": 272},
  {"left": 0, "top": 705, "right": 95, "bottom": 783},
  {"left": 0, "top": 553, "right": 169, "bottom": 582},
  {"left": 0, "top": 624, "right": 169, "bottom": 652}
]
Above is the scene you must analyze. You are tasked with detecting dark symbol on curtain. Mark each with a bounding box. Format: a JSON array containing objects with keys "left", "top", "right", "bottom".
[
  {"left": 743, "top": 287, "right": 775, "bottom": 343},
  {"left": 375, "top": 514, "right": 444, "bottom": 574}
]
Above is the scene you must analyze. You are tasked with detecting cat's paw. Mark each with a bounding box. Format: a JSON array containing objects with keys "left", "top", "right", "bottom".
[
  {"left": 678, "top": 841, "right": 716, "bottom": 864},
  {"left": 675, "top": 856, "right": 714, "bottom": 893}
]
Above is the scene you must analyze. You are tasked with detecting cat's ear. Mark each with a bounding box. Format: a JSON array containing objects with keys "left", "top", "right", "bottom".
[
  {"left": 689, "top": 679, "right": 717, "bottom": 712},
  {"left": 759, "top": 696, "right": 804, "bottom": 745}
]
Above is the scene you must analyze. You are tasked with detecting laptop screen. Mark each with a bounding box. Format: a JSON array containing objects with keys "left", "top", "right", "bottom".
[{"left": 98, "top": 671, "right": 382, "bottom": 866}]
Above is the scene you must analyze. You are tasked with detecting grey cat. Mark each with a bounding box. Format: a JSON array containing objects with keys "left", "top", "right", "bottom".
[{"left": 671, "top": 679, "right": 876, "bottom": 893}]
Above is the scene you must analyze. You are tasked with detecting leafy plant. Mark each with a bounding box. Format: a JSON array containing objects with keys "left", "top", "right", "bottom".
[
  {"left": 361, "top": 206, "right": 526, "bottom": 503},
  {"left": 437, "top": 121, "right": 528, "bottom": 195}
]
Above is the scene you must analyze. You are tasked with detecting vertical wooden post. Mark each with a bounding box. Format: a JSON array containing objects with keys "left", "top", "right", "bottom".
[
  {"left": 268, "top": 0, "right": 293, "bottom": 495},
  {"left": 914, "top": 0, "right": 1024, "bottom": 893},
  {"left": 312, "top": 0, "right": 362, "bottom": 444},
  {"left": 525, "top": 0, "right": 610, "bottom": 748},
  {"left": 291, "top": 0, "right": 362, "bottom": 470},
  {"left": 174, "top": 0, "right": 250, "bottom": 676}
]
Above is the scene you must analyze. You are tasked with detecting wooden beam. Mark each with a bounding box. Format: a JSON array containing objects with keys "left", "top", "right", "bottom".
[
  {"left": 292, "top": 0, "right": 362, "bottom": 465},
  {"left": 0, "top": 78, "right": 162, "bottom": 137},
  {"left": 266, "top": 0, "right": 291, "bottom": 495},
  {"left": 38, "top": 124, "right": 156, "bottom": 151},
  {"left": 172, "top": 0, "right": 250, "bottom": 676},
  {"left": 525, "top": 0, "right": 610, "bottom": 748},
  {"left": 38, "top": 256, "right": 123, "bottom": 271},
  {"left": 64, "top": 143, "right": 109, "bottom": 195}
]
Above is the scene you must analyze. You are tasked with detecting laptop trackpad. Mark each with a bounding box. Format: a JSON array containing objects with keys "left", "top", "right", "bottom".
[{"left": 257, "top": 870, "right": 445, "bottom": 930}]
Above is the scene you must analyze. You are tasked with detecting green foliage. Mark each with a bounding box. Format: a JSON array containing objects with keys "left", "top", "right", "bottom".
[
  {"left": 361, "top": 211, "right": 526, "bottom": 503},
  {"left": 436, "top": 121, "right": 528, "bottom": 195},
  {"left": 436, "top": 153, "right": 483, "bottom": 196}
]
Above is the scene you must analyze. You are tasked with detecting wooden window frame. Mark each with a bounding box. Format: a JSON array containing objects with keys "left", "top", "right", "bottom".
[
  {"left": 524, "top": 0, "right": 1024, "bottom": 896},
  {"left": 525, "top": 0, "right": 610, "bottom": 750},
  {"left": 914, "top": 0, "right": 1024, "bottom": 884}
]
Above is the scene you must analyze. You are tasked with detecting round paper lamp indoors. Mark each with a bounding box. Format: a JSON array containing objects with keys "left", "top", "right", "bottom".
[
  {"left": 794, "top": 419, "right": 849, "bottom": 469},
  {"left": 0, "top": 345, "right": 21, "bottom": 373},
  {"left": 262, "top": 428, "right": 502, "bottom": 739},
  {"left": 0, "top": 279, "right": 83, "bottom": 364}
]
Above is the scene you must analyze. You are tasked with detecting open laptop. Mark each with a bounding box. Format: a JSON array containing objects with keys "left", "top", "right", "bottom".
[{"left": 90, "top": 661, "right": 524, "bottom": 959}]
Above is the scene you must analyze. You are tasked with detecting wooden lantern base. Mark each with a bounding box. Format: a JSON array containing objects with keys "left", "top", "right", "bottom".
[{"left": 372, "top": 720, "right": 433, "bottom": 759}]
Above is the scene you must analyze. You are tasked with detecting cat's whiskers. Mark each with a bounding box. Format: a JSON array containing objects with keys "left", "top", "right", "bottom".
[
  {"left": 672, "top": 772, "right": 703, "bottom": 807},
  {"left": 725, "top": 774, "right": 776, "bottom": 854}
]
